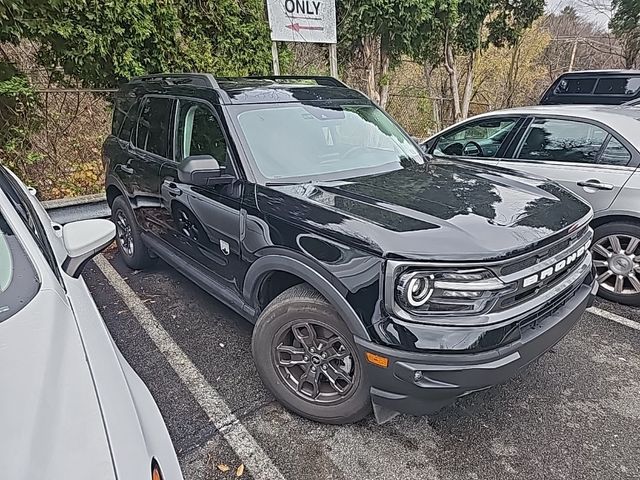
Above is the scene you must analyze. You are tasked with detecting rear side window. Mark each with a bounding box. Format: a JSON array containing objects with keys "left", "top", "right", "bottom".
[
  {"left": 517, "top": 118, "right": 608, "bottom": 164},
  {"left": 555, "top": 78, "right": 597, "bottom": 95},
  {"left": 134, "top": 97, "right": 173, "bottom": 158},
  {"left": 599, "top": 137, "right": 632, "bottom": 166},
  {"left": 594, "top": 77, "right": 640, "bottom": 96},
  {"left": 0, "top": 212, "right": 39, "bottom": 323}
]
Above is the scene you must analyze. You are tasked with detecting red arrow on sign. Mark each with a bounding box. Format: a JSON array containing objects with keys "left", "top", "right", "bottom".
[{"left": 286, "top": 23, "right": 325, "bottom": 32}]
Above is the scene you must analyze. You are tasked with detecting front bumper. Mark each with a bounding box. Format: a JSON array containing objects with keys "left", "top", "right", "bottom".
[{"left": 355, "top": 271, "right": 598, "bottom": 422}]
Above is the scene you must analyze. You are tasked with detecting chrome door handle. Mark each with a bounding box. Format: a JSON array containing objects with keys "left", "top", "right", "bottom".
[
  {"left": 121, "top": 159, "right": 135, "bottom": 175},
  {"left": 577, "top": 180, "right": 614, "bottom": 191},
  {"left": 166, "top": 182, "right": 182, "bottom": 196}
]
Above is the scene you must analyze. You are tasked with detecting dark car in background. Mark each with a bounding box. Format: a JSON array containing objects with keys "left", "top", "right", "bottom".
[
  {"left": 540, "top": 70, "right": 640, "bottom": 105},
  {"left": 103, "top": 74, "right": 597, "bottom": 424}
]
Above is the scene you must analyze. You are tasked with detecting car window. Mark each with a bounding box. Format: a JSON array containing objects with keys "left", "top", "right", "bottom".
[
  {"left": 554, "top": 77, "right": 597, "bottom": 95},
  {"left": 117, "top": 102, "right": 138, "bottom": 142},
  {"left": 599, "top": 137, "right": 632, "bottom": 166},
  {"left": 0, "top": 211, "right": 39, "bottom": 323},
  {"left": 433, "top": 118, "right": 518, "bottom": 158},
  {"left": 134, "top": 97, "right": 173, "bottom": 158},
  {"left": 176, "top": 100, "right": 227, "bottom": 166},
  {"left": 516, "top": 118, "right": 608, "bottom": 164},
  {"left": 0, "top": 168, "right": 63, "bottom": 283},
  {"left": 233, "top": 103, "right": 422, "bottom": 182},
  {"left": 594, "top": 77, "right": 640, "bottom": 96}
]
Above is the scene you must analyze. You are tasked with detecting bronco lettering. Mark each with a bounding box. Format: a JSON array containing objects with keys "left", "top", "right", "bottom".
[{"left": 522, "top": 244, "right": 588, "bottom": 289}]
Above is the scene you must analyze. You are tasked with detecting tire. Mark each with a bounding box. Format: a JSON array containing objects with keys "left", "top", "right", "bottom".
[
  {"left": 591, "top": 221, "right": 640, "bottom": 306},
  {"left": 252, "top": 284, "right": 371, "bottom": 424},
  {"left": 111, "top": 196, "right": 155, "bottom": 270}
]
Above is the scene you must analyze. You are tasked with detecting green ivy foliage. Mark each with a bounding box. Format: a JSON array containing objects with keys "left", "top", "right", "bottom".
[{"left": 0, "top": 0, "right": 274, "bottom": 87}]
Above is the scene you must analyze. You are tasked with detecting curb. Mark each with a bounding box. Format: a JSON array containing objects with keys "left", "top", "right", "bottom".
[{"left": 43, "top": 193, "right": 111, "bottom": 224}]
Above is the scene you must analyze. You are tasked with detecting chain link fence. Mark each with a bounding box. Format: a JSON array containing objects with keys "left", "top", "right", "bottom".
[{"left": 1, "top": 88, "right": 113, "bottom": 200}]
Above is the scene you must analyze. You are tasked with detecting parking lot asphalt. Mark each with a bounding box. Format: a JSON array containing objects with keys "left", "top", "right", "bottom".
[{"left": 82, "top": 250, "right": 640, "bottom": 480}]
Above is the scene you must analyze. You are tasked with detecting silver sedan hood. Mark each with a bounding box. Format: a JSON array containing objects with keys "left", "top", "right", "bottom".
[{"left": 0, "top": 287, "right": 114, "bottom": 480}]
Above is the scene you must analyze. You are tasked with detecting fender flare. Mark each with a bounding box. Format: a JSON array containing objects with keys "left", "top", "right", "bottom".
[
  {"left": 243, "top": 253, "right": 372, "bottom": 340},
  {"left": 592, "top": 209, "right": 640, "bottom": 223},
  {"left": 105, "top": 174, "right": 131, "bottom": 206}
]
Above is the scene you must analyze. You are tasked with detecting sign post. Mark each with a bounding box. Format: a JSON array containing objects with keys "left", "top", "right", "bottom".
[
  {"left": 266, "top": 0, "right": 338, "bottom": 77},
  {"left": 271, "top": 41, "right": 281, "bottom": 75}
]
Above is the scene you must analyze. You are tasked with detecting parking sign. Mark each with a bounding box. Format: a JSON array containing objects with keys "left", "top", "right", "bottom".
[{"left": 266, "top": 0, "right": 337, "bottom": 44}]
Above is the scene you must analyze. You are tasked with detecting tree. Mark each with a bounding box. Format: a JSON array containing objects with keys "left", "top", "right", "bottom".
[
  {"left": 337, "top": 0, "right": 433, "bottom": 108},
  {"left": 610, "top": 0, "right": 640, "bottom": 68},
  {"left": 473, "top": 19, "right": 551, "bottom": 109},
  {"left": 0, "top": 0, "right": 273, "bottom": 88},
  {"left": 413, "top": 0, "right": 544, "bottom": 121}
]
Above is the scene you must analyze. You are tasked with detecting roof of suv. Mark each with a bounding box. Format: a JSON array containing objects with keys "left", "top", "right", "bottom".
[
  {"left": 556, "top": 69, "right": 640, "bottom": 76},
  {"left": 120, "top": 74, "right": 369, "bottom": 105}
]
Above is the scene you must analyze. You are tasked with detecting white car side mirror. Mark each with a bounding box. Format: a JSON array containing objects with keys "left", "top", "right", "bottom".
[{"left": 61, "top": 219, "right": 116, "bottom": 278}]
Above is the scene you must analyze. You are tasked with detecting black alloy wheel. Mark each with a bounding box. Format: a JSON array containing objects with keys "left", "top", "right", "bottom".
[
  {"left": 111, "top": 196, "right": 155, "bottom": 270},
  {"left": 273, "top": 321, "right": 356, "bottom": 404},
  {"left": 252, "top": 284, "right": 371, "bottom": 424},
  {"left": 115, "top": 209, "right": 134, "bottom": 257}
]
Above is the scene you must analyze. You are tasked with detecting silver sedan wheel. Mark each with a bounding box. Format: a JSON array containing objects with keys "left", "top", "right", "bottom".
[{"left": 592, "top": 234, "right": 640, "bottom": 295}]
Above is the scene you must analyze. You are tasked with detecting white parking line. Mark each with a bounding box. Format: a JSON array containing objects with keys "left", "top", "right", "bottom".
[
  {"left": 586, "top": 306, "right": 640, "bottom": 332},
  {"left": 94, "top": 255, "right": 285, "bottom": 480}
]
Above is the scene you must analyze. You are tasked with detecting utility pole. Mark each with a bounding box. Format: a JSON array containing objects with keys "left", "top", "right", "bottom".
[{"left": 568, "top": 37, "right": 579, "bottom": 72}]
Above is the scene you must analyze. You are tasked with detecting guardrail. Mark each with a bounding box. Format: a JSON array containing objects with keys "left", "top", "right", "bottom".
[{"left": 43, "top": 193, "right": 110, "bottom": 224}]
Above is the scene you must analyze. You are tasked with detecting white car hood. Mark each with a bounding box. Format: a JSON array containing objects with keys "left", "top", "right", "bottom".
[{"left": 0, "top": 287, "right": 114, "bottom": 480}]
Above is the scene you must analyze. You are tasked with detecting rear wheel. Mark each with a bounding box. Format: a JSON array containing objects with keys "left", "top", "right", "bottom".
[
  {"left": 592, "top": 221, "right": 640, "bottom": 306},
  {"left": 111, "top": 196, "right": 155, "bottom": 270},
  {"left": 252, "top": 284, "right": 371, "bottom": 424}
]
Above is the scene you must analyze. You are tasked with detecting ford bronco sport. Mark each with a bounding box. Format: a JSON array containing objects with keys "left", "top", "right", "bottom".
[{"left": 103, "top": 74, "right": 598, "bottom": 424}]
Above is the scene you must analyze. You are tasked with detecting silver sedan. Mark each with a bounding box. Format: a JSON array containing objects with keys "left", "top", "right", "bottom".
[
  {"left": 0, "top": 166, "right": 183, "bottom": 480},
  {"left": 423, "top": 105, "right": 640, "bottom": 306}
]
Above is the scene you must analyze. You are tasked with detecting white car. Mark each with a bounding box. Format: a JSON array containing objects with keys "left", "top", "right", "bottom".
[{"left": 0, "top": 165, "right": 183, "bottom": 480}]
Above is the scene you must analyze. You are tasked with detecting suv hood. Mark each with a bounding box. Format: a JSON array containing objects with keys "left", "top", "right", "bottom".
[{"left": 259, "top": 159, "right": 592, "bottom": 261}]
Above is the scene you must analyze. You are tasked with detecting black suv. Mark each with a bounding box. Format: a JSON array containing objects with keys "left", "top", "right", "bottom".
[
  {"left": 103, "top": 74, "right": 598, "bottom": 424},
  {"left": 540, "top": 70, "right": 640, "bottom": 105}
]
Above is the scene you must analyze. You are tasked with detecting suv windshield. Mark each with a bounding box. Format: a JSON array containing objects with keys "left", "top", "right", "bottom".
[
  {"left": 231, "top": 103, "right": 423, "bottom": 182},
  {"left": 0, "top": 210, "right": 39, "bottom": 322}
]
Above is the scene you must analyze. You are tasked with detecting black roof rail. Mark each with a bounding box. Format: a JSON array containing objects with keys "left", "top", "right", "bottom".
[
  {"left": 247, "top": 75, "right": 348, "bottom": 88},
  {"left": 129, "top": 73, "right": 219, "bottom": 88}
]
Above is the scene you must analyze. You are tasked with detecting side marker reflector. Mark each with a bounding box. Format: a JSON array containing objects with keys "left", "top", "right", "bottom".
[{"left": 365, "top": 352, "right": 389, "bottom": 368}]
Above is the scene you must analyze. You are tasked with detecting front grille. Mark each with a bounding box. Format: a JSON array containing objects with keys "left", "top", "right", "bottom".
[
  {"left": 518, "top": 280, "right": 583, "bottom": 330},
  {"left": 497, "top": 253, "right": 585, "bottom": 310},
  {"left": 499, "top": 226, "right": 588, "bottom": 276},
  {"left": 492, "top": 226, "right": 591, "bottom": 312}
]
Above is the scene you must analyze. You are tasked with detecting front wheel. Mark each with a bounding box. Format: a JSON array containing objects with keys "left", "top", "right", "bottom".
[
  {"left": 252, "top": 284, "right": 371, "bottom": 424},
  {"left": 591, "top": 221, "right": 640, "bottom": 306}
]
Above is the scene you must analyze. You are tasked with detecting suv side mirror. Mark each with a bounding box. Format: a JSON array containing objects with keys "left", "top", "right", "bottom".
[
  {"left": 62, "top": 219, "right": 116, "bottom": 278},
  {"left": 178, "top": 155, "right": 229, "bottom": 186}
]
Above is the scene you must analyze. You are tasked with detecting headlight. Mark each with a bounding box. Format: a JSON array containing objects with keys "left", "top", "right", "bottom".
[
  {"left": 397, "top": 272, "right": 434, "bottom": 307},
  {"left": 393, "top": 267, "right": 513, "bottom": 316}
]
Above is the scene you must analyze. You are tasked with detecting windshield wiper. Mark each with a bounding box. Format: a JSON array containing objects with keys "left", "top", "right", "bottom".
[{"left": 265, "top": 180, "right": 314, "bottom": 187}]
